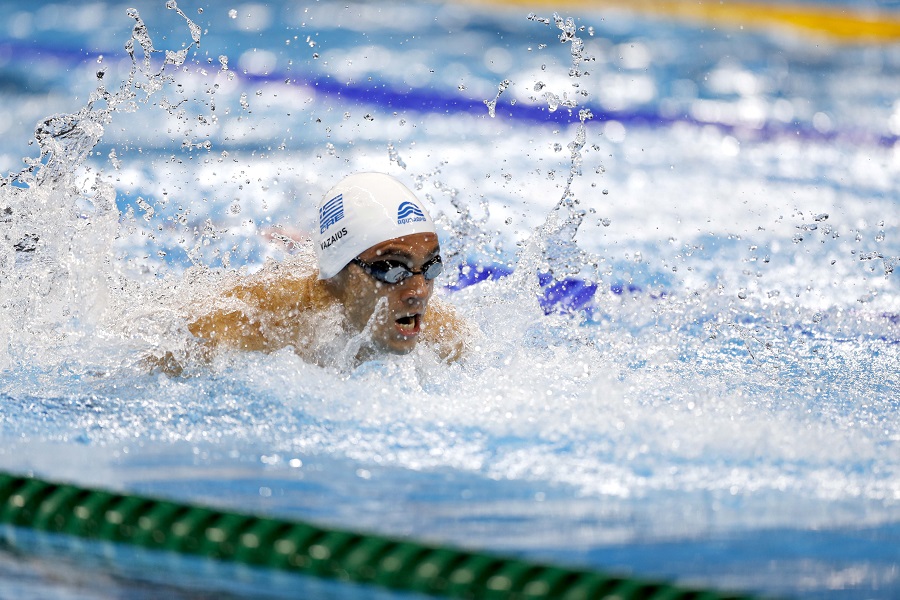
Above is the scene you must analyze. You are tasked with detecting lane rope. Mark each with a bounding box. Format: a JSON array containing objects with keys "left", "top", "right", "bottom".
[
  {"left": 477, "top": 0, "right": 900, "bottom": 43},
  {"left": 0, "top": 470, "right": 758, "bottom": 599}
]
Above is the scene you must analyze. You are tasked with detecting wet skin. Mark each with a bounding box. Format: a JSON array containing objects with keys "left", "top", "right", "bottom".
[{"left": 326, "top": 232, "right": 440, "bottom": 355}]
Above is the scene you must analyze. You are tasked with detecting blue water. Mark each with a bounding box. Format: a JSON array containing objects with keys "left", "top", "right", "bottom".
[{"left": 0, "top": 1, "right": 899, "bottom": 598}]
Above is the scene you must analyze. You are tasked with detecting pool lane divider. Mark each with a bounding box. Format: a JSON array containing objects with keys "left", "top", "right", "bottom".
[
  {"left": 4, "top": 42, "right": 899, "bottom": 148},
  {"left": 0, "top": 471, "right": 758, "bottom": 599},
  {"left": 475, "top": 0, "right": 900, "bottom": 43}
]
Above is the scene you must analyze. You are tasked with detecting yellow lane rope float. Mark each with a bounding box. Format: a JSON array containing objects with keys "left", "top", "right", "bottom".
[{"left": 475, "top": 0, "right": 900, "bottom": 43}]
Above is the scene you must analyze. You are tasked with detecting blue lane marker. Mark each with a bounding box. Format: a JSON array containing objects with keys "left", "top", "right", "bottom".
[
  {"left": 450, "top": 263, "right": 900, "bottom": 344},
  {"left": 448, "top": 262, "right": 648, "bottom": 316},
  {"left": 537, "top": 272, "right": 601, "bottom": 314},
  {"left": 446, "top": 262, "right": 513, "bottom": 290},
  {"left": 3, "top": 42, "right": 898, "bottom": 147}
]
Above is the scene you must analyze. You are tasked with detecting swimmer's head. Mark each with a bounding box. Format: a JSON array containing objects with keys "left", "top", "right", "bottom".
[
  {"left": 315, "top": 172, "right": 436, "bottom": 280},
  {"left": 316, "top": 173, "right": 441, "bottom": 356}
]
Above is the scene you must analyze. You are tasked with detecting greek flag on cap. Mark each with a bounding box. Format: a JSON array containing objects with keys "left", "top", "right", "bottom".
[{"left": 319, "top": 194, "right": 345, "bottom": 233}]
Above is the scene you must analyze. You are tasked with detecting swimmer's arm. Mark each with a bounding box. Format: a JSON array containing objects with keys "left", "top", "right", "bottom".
[
  {"left": 186, "top": 274, "right": 324, "bottom": 355},
  {"left": 423, "top": 297, "right": 471, "bottom": 362},
  {"left": 187, "top": 283, "right": 272, "bottom": 352},
  {"left": 146, "top": 287, "right": 270, "bottom": 376}
]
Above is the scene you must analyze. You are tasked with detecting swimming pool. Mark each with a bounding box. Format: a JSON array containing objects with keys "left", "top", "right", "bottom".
[{"left": 0, "top": 0, "right": 898, "bottom": 597}]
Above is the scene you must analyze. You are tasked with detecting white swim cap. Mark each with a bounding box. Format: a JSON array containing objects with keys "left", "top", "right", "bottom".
[{"left": 315, "top": 172, "right": 436, "bottom": 279}]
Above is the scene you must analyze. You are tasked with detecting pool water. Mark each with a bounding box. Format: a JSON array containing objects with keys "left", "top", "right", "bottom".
[{"left": 0, "top": 1, "right": 898, "bottom": 598}]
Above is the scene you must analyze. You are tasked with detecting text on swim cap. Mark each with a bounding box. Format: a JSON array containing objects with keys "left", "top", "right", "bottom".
[
  {"left": 397, "top": 201, "right": 426, "bottom": 225},
  {"left": 320, "top": 227, "right": 348, "bottom": 250},
  {"left": 320, "top": 193, "right": 345, "bottom": 233}
]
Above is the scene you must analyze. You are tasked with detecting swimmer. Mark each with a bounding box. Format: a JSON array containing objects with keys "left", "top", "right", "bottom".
[{"left": 183, "top": 172, "right": 469, "bottom": 368}]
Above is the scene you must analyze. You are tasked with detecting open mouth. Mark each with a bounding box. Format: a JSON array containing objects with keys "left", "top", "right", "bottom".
[{"left": 395, "top": 313, "right": 421, "bottom": 337}]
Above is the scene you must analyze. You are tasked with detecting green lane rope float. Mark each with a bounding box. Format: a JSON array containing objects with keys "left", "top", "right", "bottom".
[{"left": 0, "top": 471, "right": 758, "bottom": 599}]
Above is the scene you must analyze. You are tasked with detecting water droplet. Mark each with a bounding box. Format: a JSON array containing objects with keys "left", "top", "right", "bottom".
[
  {"left": 543, "top": 91, "right": 560, "bottom": 112},
  {"left": 387, "top": 143, "right": 407, "bottom": 169},
  {"left": 738, "top": 290, "right": 748, "bottom": 300},
  {"left": 108, "top": 148, "right": 121, "bottom": 170},
  {"left": 166, "top": 0, "right": 177, "bottom": 9},
  {"left": 602, "top": 189, "right": 609, "bottom": 195},
  {"left": 136, "top": 197, "right": 155, "bottom": 221},
  {"left": 228, "top": 9, "right": 238, "bottom": 19}
]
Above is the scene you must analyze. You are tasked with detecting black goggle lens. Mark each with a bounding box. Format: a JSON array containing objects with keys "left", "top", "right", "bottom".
[{"left": 353, "top": 256, "right": 443, "bottom": 284}]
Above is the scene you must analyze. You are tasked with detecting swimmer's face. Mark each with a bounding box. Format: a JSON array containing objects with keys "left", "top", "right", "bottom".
[{"left": 329, "top": 232, "right": 439, "bottom": 355}]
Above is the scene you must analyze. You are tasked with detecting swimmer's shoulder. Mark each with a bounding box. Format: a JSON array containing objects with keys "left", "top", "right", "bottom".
[
  {"left": 225, "top": 257, "right": 335, "bottom": 313},
  {"left": 187, "top": 256, "right": 335, "bottom": 352}
]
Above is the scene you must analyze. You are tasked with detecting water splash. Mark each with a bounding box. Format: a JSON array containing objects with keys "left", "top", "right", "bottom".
[
  {"left": 420, "top": 163, "right": 497, "bottom": 272},
  {"left": 484, "top": 79, "right": 512, "bottom": 118},
  {"left": 0, "top": 6, "right": 202, "bottom": 372},
  {"left": 499, "top": 14, "right": 604, "bottom": 306}
]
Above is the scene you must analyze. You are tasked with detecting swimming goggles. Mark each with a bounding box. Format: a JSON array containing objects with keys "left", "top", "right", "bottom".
[{"left": 351, "top": 255, "right": 443, "bottom": 284}]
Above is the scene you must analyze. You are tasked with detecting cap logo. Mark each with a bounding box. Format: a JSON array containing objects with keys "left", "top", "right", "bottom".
[
  {"left": 319, "top": 193, "right": 345, "bottom": 233},
  {"left": 397, "top": 201, "right": 426, "bottom": 225}
]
